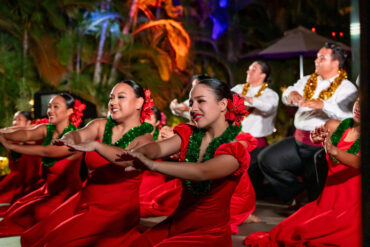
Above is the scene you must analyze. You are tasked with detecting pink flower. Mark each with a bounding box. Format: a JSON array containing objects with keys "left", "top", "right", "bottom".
[{"left": 160, "top": 112, "right": 167, "bottom": 127}]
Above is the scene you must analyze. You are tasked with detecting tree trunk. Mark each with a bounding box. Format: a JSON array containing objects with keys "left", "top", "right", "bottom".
[
  {"left": 93, "top": 20, "right": 109, "bottom": 86},
  {"left": 23, "top": 28, "right": 28, "bottom": 78},
  {"left": 108, "top": 0, "right": 138, "bottom": 84},
  {"left": 76, "top": 28, "right": 82, "bottom": 75}
]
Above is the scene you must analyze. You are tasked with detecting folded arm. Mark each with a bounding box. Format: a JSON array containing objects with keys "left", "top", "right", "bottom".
[
  {"left": 3, "top": 142, "right": 73, "bottom": 158},
  {"left": 127, "top": 150, "right": 239, "bottom": 181},
  {"left": 1, "top": 124, "right": 47, "bottom": 142}
]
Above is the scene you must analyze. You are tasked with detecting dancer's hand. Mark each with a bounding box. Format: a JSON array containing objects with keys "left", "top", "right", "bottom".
[
  {"left": 174, "top": 103, "right": 189, "bottom": 112},
  {"left": 159, "top": 126, "right": 174, "bottom": 140},
  {"left": 53, "top": 139, "right": 68, "bottom": 146},
  {"left": 299, "top": 100, "right": 323, "bottom": 109},
  {"left": 288, "top": 91, "right": 303, "bottom": 105},
  {"left": 67, "top": 141, "right": 97, "bottom": 152},
  {"left": 238, "top": 94, "right": 253, "bottom": 104},
  {"left": 170, "top": 98, "right": 178, "bottom": 106},
  {"left": 310, "top": 125, "right": 328, "bottom": 144},
  {"left": 169, "top": 152, "right": 181, "bottom": 161},
  {"left": 323, "top": 137, "right": 338, "bottom": 156},
  {"left": 119, "top": 150, "right": 154, "bottom": 172},
  {"left": 54, "top": 134, "right": 74, "bottom": 146}
]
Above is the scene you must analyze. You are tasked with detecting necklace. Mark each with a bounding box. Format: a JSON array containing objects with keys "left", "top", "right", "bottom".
[
  {"left": 42, "top": 123, "right": 77, "bottom": 167},
  {"left": 242, "top": 82, "right": 268, "bottom": 97},
  {"left": 102, "top": 116, "right": 153, "bottom": 148},
  {"left": 153, "top": 128, "right": 159, "bottom": 141},
  {"left": 184, "top": 124, "right": 241, "bottom": 195},
  {"left": 303, "top": 69, "right": 347, "bottom": 101},
  {"left": 330, "top": 118, "right": 360, "bottom": 163}
]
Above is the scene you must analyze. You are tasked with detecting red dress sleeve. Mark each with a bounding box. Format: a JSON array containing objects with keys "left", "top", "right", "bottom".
[
  {"left": 214, "top": 141, "right": 251, "bottom": 176},
  {"left": 173, "top": 123, "right": 193, "bottom": 162},
  {"left": 236, "top": 132, "right": 258, "bottom": 152}
]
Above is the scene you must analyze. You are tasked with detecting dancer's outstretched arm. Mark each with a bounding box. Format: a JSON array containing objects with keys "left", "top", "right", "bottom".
[{"left": 121, "top": 149, "right": 240, "bottom": 181}]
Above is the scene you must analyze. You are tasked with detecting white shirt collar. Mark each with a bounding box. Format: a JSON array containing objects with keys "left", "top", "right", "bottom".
[{"left": 317, "top": 72, "right": 340, "bottom": 82}]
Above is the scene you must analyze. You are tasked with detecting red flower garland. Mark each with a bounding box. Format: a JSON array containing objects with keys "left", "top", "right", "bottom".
[
  {"left": 141, "top": 89, "right": 154, "bottom": 123},
  {"left": 70, "top": 99, "right": 86, "bottom": 128},
  {"left": 225, "top": 94, "right": 249, "bottom": 127}
]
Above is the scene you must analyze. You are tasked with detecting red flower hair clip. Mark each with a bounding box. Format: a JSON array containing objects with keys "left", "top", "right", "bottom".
[
  {"left": 141, "top": 89, "right": 154, "bottom": 123},
  {"left": 32, "top": 118, "right": 49, "bottom": 125},
  {"left": 70, "top": 99, "right": 86, "bottom": 128},
  {"left": 225, "top": 94, "right": 249, "bottom": 127}
]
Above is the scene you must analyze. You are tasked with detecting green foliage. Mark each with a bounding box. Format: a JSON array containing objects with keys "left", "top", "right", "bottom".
[
  {"left": 57, "top": 34, "right": 75, "bottom": 67},
  {"left": 0, "top": 0, "right": 352, "bottom": 146},
  {"left": 0, "top": 33, "right": 31, "bottom": 127}
]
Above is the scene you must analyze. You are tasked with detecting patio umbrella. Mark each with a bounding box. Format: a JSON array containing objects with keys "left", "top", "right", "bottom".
[{"left": 258, "top": 26, "right": 351, "bottom": 78}]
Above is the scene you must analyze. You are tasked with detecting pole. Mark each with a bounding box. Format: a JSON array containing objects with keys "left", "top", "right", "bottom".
[{"left": 299, "top": 54, "right": 304, "bottom": 78}]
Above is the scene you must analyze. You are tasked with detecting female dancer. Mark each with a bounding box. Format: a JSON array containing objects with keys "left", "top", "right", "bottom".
[
  {"left": 0, "top": 111, "right": 42, "bottom": 206},
  {"left": 0, "top": 93, "right": 84, "bottom": 236},
  {"left": 147, "top": 106, "right": 162, "bottom": 140},
  {"left": 243, "top": 97, "right": 361, "bottom": 247},
  {"left": 122, "top": 78, "right": 257, "bottom": 246},
  {"left": 21, "top": 80, "right": 155, "bottom": 247},
  {"left": 141, "top": 106, "right": 182, "bottom": 218}
]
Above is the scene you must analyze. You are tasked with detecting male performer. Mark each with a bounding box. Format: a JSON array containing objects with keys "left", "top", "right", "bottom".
[
  {"left": 231, "top": 60, "right": 279, "bottom": 196},
  {"left": 258, "top": 42, "right": 357, "bottom": 205}
]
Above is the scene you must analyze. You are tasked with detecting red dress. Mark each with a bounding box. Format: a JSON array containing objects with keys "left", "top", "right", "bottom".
[
  {"left": 140, "top": 170, "right": 182, "bottom": 218},
  {"left": 230, "top": 169, "right": 257, "bottom": 234},
  {"left": 140, "top": 135, "right": 257, "bottom": 222},
  {"left": 130, "top": 123, "right": 253, "bottom": 247},
  {"left": 229, "top": 134, "right": 258, "bottom": 234},
  {"left": 0, "top": 155, "right": 83, "bottom": 237},
  {"left": 0, "top": 153, "right": 42, "bottom": 205},
  {"left": 244, "top": 128, "right": 362, "bottom": 247},
  {"left": 21, "top": 151, "right": 143, "bottom": 247}
]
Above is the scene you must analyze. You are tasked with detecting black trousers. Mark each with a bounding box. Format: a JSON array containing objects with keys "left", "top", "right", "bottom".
[
  {"left": 258, "top": 136, "right": 323, "bottom": 203},
  {"left": 247, "top": 146, "right": 267, "bottom": 197}
]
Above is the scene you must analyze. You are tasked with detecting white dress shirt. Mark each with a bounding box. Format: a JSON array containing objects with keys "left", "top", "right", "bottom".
[
  {"left": 170, "top": 99, "right": 191, "bottom": 120},
  {"left": 231, "top": 84, "right": 279, "bottom": 138},
  {"left": 282, "top": 74, "right": 358, "bottom": 131}
]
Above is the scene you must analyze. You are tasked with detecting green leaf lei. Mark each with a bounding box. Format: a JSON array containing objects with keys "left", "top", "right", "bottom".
[
  {"left": 153, "top": 128, "right": 159, "bottom": 141},
  {"left": 42, "top": 123, "right": 77, "bottom": 167},
  {"left": 102, "top": 116, "right": 153, "bottom": 148},
  {"left": 184, "top": 124, "right": 242, "bottom": 195},
  {"left": 330, "top": 118, "right": 360, "bottom": 163}
]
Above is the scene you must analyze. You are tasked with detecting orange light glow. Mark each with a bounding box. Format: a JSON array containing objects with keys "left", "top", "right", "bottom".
[{"left": 134, "top": 19, "right": 190, "bottom": 71}]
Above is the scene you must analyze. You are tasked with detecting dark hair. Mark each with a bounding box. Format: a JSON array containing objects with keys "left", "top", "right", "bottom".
[
  {"left": 191, "top": 74, "right": 211, "bottom": 83},
  {"left": 58, "top": 92, "right": 75, "bottom": 109},
  {"left": 151, "top": 106, "right": 161, "bottom": 122},
  {"left": 324, "top": 42, "right": 348, "bottom": 68},
  {"left": 254, "top": 60, "right": 271, "bottom": 84},
  {"left": 117, "top": 80, "right": 145, "bottom": 99},
  {"left": 17, "top": 111, "right": 33, "bottom": 121},
  {"left": 198, "top": 78, "right": 232, "bottom": 101}
]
